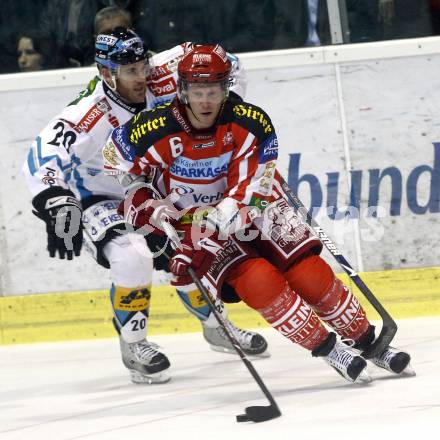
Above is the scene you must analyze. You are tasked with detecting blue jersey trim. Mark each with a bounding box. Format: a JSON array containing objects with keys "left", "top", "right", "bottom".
[
  {"left": 27, "top": 136, "right": 72, "bottom": 175},
  {"left": 71, "top": 154, "right": 93, "bottom": 200}
]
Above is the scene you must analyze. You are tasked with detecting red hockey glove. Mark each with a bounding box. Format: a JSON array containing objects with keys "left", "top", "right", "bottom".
[
  {"left": 169, "top": 233, "right": 229, "bottom": 287},
  {"left": 169, "top": 242, "right": 206, "bottom": 287},
  {"left": 118, "top": 186, "right": 178, "bottom": 235}
]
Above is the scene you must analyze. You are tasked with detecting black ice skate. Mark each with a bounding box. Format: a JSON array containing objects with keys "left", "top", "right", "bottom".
[
  {"left": 313, "top": 333, "right": 371, "bottom": 383},
  {"left": 355, "top": 325, "right": 415, "bottom": 376},
  {"left": 370, "top": 346, "right": 415, "bottom": 376},
  {"left": 119, "top": 336, "right": 171, "bottom": 384}
]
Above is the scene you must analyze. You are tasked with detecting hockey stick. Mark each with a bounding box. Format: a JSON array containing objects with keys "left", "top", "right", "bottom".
[
  {"left": 159, "top": 221, "right": 281, "bottom": 423},
  {"left": 278, "top": 175, "right": 397, "bottom": 359}
]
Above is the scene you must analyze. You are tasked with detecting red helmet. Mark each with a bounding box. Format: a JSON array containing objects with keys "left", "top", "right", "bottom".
[{"left": 177, "top": 44, "right": 231, "bottom": 104}]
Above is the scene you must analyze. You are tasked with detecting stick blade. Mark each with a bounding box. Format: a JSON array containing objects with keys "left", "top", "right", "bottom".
[
  {"left": 236, "top": 405, "right": 281, "bottom": 423},
  {"left": 361, "top": 323, "right": 398, "bottom": 359}
]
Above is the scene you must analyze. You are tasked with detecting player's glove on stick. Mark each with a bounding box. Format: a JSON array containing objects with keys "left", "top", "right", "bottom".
[
  {"left": 168, "top": 234, "right": 224, "bottom": 287},
  {"left": 118, "top": 186, "right": 179, "bottom": 235},
  {"left": 32, "top": 187, "right": 83, "bottom": 260},
  {"left": 169, "top": 243, "right": 205, "bottom": 286}
]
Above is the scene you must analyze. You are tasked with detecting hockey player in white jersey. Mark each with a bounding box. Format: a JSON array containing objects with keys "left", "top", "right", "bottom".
[{"left": 23, "top": 27, "right": 268, "bottom": 385}]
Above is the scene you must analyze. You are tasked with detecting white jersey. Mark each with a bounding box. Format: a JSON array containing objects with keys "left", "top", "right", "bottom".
[
  {"left": 23, "top": 78, "right": 136, "bottom": 200},
  {"left": 23, "top": 44, "right": 246, "bottom": 203}
]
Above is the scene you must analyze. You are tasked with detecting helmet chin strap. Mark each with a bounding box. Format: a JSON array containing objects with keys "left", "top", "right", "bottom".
[
  {"left": 186, "top": 102, "right": 203, "bottom": 123},
  {"left": 109, "top": 72, "right": 119, "bottom": 92},
  {"left": 102, "top": 69, "right": 118, "bottom": 92},
  {"left": 104, "top": 71, "right": 133, "bottom": 103}
]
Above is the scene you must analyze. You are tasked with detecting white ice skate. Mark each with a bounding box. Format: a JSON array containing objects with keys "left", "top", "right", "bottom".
[
  {"left": 119, "top": 336, "right": 171, "bottom": 384},
  {"left": 313, "top": 333, "right": 371, "bottom": 384},
  {"left": 202, "top": 313, "right": 269, "bottom": 357}
]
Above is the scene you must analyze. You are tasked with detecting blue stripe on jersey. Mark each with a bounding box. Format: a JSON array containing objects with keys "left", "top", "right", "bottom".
[
  {"left": 71, "top": 154, "right": 93, "bottom": 199},
  {"left": 27, "top": 136, "right": 72, "bottom": 175},
  {"left": 27, "top": 148, "right": 37, "bottom": 175}
]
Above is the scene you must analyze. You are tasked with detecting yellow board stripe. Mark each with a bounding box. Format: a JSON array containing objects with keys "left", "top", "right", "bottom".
[{"left": 1, "top": 266, "right": 439, "bottom": 345}]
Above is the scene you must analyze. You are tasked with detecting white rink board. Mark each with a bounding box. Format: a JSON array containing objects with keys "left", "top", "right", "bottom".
[
  {"left": 0, "top": 317, "right": 438, "bottom": 440},
  {"left": 1, "top": 39, "right": 440, "bottom": 295}
]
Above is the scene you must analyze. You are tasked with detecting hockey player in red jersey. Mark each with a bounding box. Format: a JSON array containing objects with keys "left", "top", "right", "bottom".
[
  {"left": 104, "top": 44, "right": 414, "bottom": 383},
  {"left": 23, "top": 29, "right": 268, "bottom": 386}
]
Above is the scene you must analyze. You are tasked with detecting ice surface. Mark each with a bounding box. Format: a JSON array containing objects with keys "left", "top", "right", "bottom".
[{"left": 0, "top": 317, "right": 438, "bottom": 440}]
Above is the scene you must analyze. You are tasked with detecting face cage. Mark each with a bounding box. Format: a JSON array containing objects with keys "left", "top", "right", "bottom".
[
  {"left": 116, "top": 59, "right": 150, "bottom": 81},
  {"left": 177, "top": 79, "right": 230, "bottom": 105}
]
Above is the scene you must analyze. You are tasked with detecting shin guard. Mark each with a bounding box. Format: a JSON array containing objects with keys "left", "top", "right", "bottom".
[
  {"left": 227, "top": 258, "right": 328, "bottom": 350},
  {"left": 316, "top": 279, "right": 370, "bottom": 342},
  {"left": 176, "top": 288, "right": 228, "bottom": 328},
  {"left": 284, "top": 255, "right": 370, "bottom": 342},
  {"left": 110, "top": 283, "right": 151, "bottom": 343},
  {"left": 256, "top": 283, "right": 329, "bottom": 351}
]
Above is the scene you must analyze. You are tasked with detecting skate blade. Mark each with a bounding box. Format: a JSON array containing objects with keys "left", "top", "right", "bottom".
[
  {"left": 209, "top": 344, "right": 271, "bottom": 358},
  {"left": 400, "top": 363, "right": 416, "bottom": 377},
  {"left": 129, "top": 369, "right": 171, "bottom": 384},
  {"left": 354, "top": 368, "right": 373, "bottom": 384}
]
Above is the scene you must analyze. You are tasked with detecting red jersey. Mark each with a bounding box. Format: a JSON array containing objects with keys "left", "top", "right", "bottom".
[{"left": 104, "top": 96, "right": 278, "bottom": 217}]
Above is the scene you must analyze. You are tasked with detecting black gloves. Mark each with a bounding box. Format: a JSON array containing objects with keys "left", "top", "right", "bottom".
[{"left": 32, "top": 187, "right": 83, "bottom": 260}]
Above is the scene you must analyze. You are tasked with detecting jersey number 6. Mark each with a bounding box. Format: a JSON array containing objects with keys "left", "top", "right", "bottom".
[{"left": 169, "top": 136, "right": 183, "bottom": 158}]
